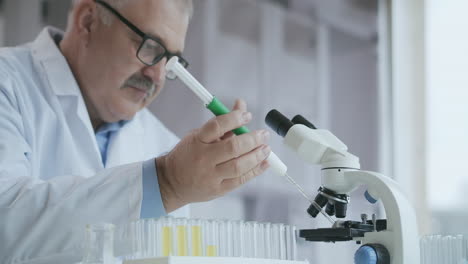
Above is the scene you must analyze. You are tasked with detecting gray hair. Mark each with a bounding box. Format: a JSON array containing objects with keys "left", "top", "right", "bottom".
[{"left": 72, "top": 0, "right": 193, "bottom": 26}]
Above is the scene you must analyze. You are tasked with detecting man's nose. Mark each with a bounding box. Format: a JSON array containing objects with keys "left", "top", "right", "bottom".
[{"left": 142, "top": 57, "right": 167, "bottom": 83}]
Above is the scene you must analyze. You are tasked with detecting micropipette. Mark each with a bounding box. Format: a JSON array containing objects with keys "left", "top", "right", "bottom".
[{"left": 166, "top": 57, "right": 335, "bottom": 224}]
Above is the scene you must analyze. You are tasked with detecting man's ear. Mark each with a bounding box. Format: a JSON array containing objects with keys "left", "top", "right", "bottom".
[{"left": 72, "top": 0, "right": 98, "bottom": 45}]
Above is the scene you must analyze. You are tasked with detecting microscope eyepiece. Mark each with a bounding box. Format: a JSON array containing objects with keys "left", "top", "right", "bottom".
[
  {"left": 265, "top": 109, "right": 294, "bottom": 138},
  {"left": 291, "top": 115, "right": 317, "bottom": 129}
]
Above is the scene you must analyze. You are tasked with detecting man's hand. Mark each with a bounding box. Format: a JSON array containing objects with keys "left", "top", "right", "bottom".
[{"left": 156, "top": 100, "right": 271, "bottom": 212}]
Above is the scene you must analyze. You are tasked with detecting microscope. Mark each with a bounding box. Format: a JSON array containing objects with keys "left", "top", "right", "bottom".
[{"left": 265, "top": 110, "right": 420, "bottom": 264}]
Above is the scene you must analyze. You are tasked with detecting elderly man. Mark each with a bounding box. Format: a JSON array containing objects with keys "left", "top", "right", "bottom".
[{"left": 0, "top": 0, "right": 271, "bottom": 262}]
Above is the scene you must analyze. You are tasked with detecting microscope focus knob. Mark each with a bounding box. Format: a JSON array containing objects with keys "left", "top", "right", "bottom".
[{"left": 354, "top": 244, "right": 390, "bottom": 264}]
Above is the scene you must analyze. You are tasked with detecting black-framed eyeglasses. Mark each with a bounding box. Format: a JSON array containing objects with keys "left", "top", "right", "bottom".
[{"left": 94, "top": 0, "right": 189, "bottom": 80}]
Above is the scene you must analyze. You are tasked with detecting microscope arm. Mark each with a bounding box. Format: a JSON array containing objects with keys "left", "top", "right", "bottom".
[{"left": 323, "top": 169, "right": 420, "bottom": 264}]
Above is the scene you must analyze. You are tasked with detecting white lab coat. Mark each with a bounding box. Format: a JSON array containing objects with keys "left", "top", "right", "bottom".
[{"left": 0, "top": 27, "right": 189, "bottom": 263}]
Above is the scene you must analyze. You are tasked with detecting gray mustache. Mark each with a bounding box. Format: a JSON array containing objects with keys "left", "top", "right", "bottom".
[{"left": 124, "top": 75, "right": 156, "bottom": 96}]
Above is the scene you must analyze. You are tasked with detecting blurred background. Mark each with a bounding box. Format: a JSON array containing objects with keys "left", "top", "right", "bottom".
[{"left": 0, "top": 0, "right": 466, "bottom": 262}]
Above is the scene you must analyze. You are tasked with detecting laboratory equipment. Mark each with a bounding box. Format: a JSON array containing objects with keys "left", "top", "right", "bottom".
[
  {"left": 165, "top": 57, "right": 334, "bottom": 224},
  {"left": 82, "top": 218, "right": 303, "bottom": 264},
  {"left": 265, "top": 109, "right": 420, "bottom": 264},
  {"left": 82, "top": 223, "right": 116, "bottom": 264},
  {"left": 420, "top": 235, "right": 468, "bottom": 264}
]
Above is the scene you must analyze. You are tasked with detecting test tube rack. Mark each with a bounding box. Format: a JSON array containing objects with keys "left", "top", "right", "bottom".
[{"left": 123, "top": 256, "right": 309, "bottom": 264}]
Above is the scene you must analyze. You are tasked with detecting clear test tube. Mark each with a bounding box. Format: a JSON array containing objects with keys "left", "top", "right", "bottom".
[
  {"left": 138, "top": 219, "right": 146, "bottom": 258},
  {"left": 154, "top": 217, "right": 163, "bottom": 257},
  {"left": 447, "top": 236, "right": 453, "bottom": 264},
  {"left": 285, "top": 225, "right": 297, "bottom": 260},
  {"left": 141, "top": 219, "right": 150, "bottom": 258},
  {"left": 161, "top": 216, "right": 174, "bottom": 256},
  {"left": 146, "top": 218, "right": 156, "bottom": 258},
  {"left": 420, "top": 236, "right": 427, "bottom": 264},
  {"left": 242, "top": 222, "right": 255, "bottom": 258},
  {"left": 204, "top": 220, "right": 219, "bottom": 257},
  {"left": 463, "top": 235, "right": 468, "bottom": 261},
  {"left": 270, "top": 224, "right": 280, "bottom": 259},
  {"left": 188, "top": 219, "right": 204, "bottom": 256},
  {"left": 455, "top": 235, "right": 464, "bottom": 263},
  {"left": 224, "top": 220, "right": 234, "bottom": 257},
  {"left": 217, "top": 220, "right": 232, "bottom": 257},
  {"left": 433, "top": 235, "right": 440, "bottom": 264},
  {"left": 428, "top": 236, "right": 434, "bottom": 264},
  {"left": 428, "top": 235, "right": 434, "bottom": 264},
  {"left": 279, "top": 224, "right": 287, "bottom": 260},
  {"left": 263, "top": 223, "right": 272, "bottom": 259},
  {"left": 231, "top": 220, "right": 244, "bottom": 257},
  {"left": 174, "top": 218, "right": 188, "bottom": 256},
  {"left": 129, "top": 220, "right": 139, "bottom": 259},
  {"left": 255, "top": 223, "right": 266, "bottom": 258},
  {"left": 443, "top": 236, "right": 451, "bottom": 264},
  {"left": 82, "top": 223, "right": 115, "bottom": 264},
  {"left": 244, "top": 221, "right": 259, "bottom": 258}
]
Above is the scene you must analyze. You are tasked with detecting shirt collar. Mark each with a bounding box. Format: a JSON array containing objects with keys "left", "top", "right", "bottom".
[{"left": 96, "top": 120, "right": 130, "bottom": 135}]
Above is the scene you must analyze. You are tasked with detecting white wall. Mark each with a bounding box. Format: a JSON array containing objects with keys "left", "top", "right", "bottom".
[
  {"left": 2, "top": 0, "right": 42, "bottom": 46},
  {"left": 426, "top": 0, "right": 468, "bottom": 234},
  {"left": 391, "top": 0, "right": 429, "bottom": 233}
]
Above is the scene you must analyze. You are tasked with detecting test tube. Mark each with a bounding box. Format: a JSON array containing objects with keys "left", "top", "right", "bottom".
[
  {"left": 255, "top": 223, "right": 266, "bottom": 258},
  {"left": 420, "top": 236, "right": 427, "bottom": 264},
  {"left": 145, "top": 218, "right": 155, "bottom": 258},
  {"left": 263, "top": 223, "right": 272, "bottom": 259},
  {"left": 243, "top": 221, "right": 257, "bottom": 258},
  {"left": 82, "top": 223, "right": 115, "bottom": 264},
  {"left": 175, "top": 218, "right": 188, "bottom": 256},
  {"left": 130, "top": 220, "right": 140, "bottom": 259},
  {"left": 189, "top": 219, "right": 204, "bottom": 256},
  {"left": 444, "top": 236, "right": 452, "bottom": 264},
  {"left": 285, "top": 225, "right": 297, "bottom": 260},
  {"left": 279, "top": 224, "right": 287, "bottom": 260},
  {"left": 161, "top": 217, "right": 174, "bottom": 256},
  {"left": 218, "top": 220, "right": 233, "bottom": 257},
  {"left": 232, "top": 220, "right": 244, "bottom": 257},
  {"left": 271, "top": 223, "right": 287, "bottom": 260},
  {"left": 463, "top": 235, "right": 468, "bottom": 261},
  {"left": 205, "top": 220, "right": 219, "bottom": 257},
  {"left": 225, "top": 221, "right": 234, "bottom": 257},
  {"left": 142, "top": 219, "right": 150, "bottom": 258}
]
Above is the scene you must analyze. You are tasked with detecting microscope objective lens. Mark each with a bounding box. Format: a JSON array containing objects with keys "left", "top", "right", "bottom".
[{"left": 284, "top": 173, "right": 335, "bottom": 224}]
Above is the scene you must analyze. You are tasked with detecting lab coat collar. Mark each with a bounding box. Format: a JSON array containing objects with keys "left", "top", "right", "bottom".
[
  {"left": 31, "top": 27, "right": 81, "bottom": 97},
  {"left": 30, "top": 27, "right": 145, "bottom": 169},
  {"left": 31, "top": 27, "right": 103, "bottom": 169}
]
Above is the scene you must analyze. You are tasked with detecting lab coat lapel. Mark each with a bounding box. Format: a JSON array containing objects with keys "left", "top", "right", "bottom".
[
  {"left": 30, "top": 27, "right": 103, "bottom": 171},
  {"left": 105, "top": 118, "right": 145, "bottom": 168}
]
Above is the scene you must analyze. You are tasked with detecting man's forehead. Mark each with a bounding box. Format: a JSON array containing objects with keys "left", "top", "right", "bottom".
[{"left": 124, "top": 0, "right": 189, "bottom": 52}]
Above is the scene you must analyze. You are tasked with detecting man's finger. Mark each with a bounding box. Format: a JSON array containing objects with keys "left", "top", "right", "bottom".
[
  {"left": 220, "top": 160, "right": 270, "bottom": 191},
  {"left": 232, "top": 99, "right": 247, "bottom": 112},
  {"left": 216, "top": 145, "right": 271, "bottom": 179},
  {"left": 220, "top": 131, "right": 235, "bottom": 141},
  {"left": 197, "top": 110, "right": 252, "bottom": 143},
  {"left": 212, "top": 130, "right": 270, "bottom": 163}
]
